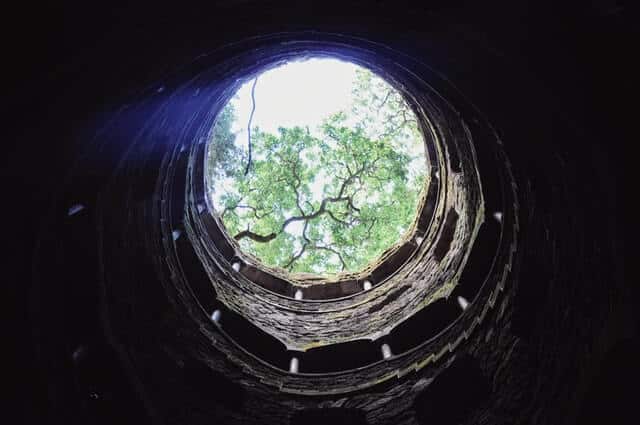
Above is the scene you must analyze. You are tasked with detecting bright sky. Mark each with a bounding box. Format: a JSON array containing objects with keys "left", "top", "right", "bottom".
[{"left": 230, "top": 57, "right": 359, "bottom": 144}]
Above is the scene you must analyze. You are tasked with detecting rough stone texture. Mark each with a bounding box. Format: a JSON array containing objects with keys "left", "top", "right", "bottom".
[
  {"left": 180, "top": 38, "right": 487, "bottom": 351},
  {"left": 88, "top": 33, "right": 518, "bottom": 402}
]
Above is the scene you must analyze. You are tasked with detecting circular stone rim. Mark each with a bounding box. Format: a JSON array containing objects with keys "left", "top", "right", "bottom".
[
  {"left": 204, "top": 57, "right": 434, "bottom": 283},
  {"left": 194, "top": 50, "right": 444, "bottom": 303},
  {"left": 177, "top": 33, "right": 487, "bottom": 354}
]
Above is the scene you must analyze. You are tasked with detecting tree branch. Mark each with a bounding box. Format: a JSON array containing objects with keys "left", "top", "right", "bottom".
[
  {"left": 327, "top": 210, "right": 351, "bottom": 226},
  {"left": 235, "top": 204, "right": 273, "bottom": 219},
  {"left": 284, "top": 243, "right": 307, "bottom": 270},
  {"left": 312, "top": 245, "right": 347, "bottom": 271},
  {"left": 234, "top": 229, "right": 276, "bottom": 243},
  {"left": 231, "top": 150, "right": 371, "bottom": 272},
  {"left": 244, "top": 77, "right": 258, "bottom": 176},
  {"left": 377, "top": 89, "right": 392, "bottom": 112},
  {"left": 284, "top": 220, "right": 310, "bottom": 270},
  {"left": 221, "top": 196, "right": 244, "bottom": 219}
]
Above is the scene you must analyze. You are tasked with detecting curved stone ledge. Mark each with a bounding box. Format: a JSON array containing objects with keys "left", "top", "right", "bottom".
[
  {"left": 174, "top": 35, "right": 486, "bottom": 351},
  {"left": 94, "top": 31, "right": 516, "bottom": 397}
]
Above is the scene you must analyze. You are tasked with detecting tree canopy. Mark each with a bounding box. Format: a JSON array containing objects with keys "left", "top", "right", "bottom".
[{"left": 206, "top": 65, "right": 427, "bottom": 276}]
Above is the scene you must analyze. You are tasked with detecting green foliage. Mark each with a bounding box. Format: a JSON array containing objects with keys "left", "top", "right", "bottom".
[
  {"left": 206, "top": 66, "right": 427, "bottom": 275},
  {"left": 206, "top": 102, "right": 240, "bottom": 181}
]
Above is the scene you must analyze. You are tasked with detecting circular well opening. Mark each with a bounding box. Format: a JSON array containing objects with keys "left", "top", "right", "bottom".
[{"left": 205, "top": 57, "right": 429, "bottom": 279}]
